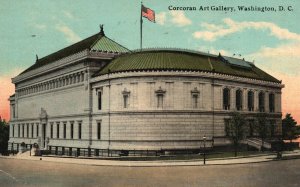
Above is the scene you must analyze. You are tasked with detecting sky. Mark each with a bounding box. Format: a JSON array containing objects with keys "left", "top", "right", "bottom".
[{"left": 0, "top": 0, "right": 299, "bottom": 123}]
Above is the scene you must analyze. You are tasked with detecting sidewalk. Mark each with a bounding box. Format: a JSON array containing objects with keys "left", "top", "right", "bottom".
[{"left": 1, "top": 150, "right": 300, "bottom": 167}]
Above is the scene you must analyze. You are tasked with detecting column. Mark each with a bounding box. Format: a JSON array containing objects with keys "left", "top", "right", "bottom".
[
  {"left": 254, "top": 90, "right": 259, "bottom": 112},
  {"left": 230, "top": 87, "right": 235, "bottom": 111},
  {"left": 276, "top": 92, "right": 282, "bottom": 113},
  {"left": 243, "top": 88, "right": 247, "bottom": 111}
]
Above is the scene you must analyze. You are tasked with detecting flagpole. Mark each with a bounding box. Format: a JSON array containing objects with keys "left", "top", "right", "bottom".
[{"left": 140, "top": 1, "right": 143, "bottom": 51}]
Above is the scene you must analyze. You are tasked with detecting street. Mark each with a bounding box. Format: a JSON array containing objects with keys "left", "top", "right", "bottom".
[{"left": 0, "top": 157, "right": 300, "bottom": 187}]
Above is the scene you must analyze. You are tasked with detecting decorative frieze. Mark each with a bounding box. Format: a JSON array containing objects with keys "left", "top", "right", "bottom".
[{"left": 17, "top": 71, "right": 85, "bottom": 97}]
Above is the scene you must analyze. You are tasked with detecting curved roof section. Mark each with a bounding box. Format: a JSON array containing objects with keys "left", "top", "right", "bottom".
[
  {"left": 95, "top": 49, "right": 280, "bottom": 83},
  {"left": 20, "top": 32, "right": 129, "bottom": 75}
]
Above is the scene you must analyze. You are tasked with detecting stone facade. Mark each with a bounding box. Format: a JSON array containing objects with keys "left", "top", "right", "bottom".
[
  {"left": 89, "top": 71, "right": 283, "bottom": 151},
  {"left": 7, "top": 38, "right": 283, "bottom": 155}
]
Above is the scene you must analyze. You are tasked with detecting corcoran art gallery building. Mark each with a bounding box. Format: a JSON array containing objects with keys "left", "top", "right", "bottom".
[{"left": 8, "top": 27, "right": 284, "bottom": 156}]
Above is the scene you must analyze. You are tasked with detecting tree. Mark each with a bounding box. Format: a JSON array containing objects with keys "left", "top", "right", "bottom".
[
  {"left": 0, "top": 117, "right": 9, "bottom": 154},
  {"left": 253, "top": 113, "right": 269, "bottom": 151},
  {"left": 282, "top": 113, "right": 299, "bottom": 142},
  {"left": 225, "top": 112, "right": 247, "bottom": 157}
]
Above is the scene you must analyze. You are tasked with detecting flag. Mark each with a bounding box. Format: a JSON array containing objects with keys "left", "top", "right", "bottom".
[{"left": 142, "top": 5, "right": 155, "bottom": 22}]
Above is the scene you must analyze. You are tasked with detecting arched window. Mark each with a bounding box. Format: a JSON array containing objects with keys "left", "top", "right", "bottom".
[
  {"left": 269, "top": 93, "right": 275, "bottom": 112},
  {"left": 235, "top": 89, "right": 243, "bottom": 111},
  {"left": 223, "top": 88, "right": 230, "bottom": 110},
  {"left": 248, "top": 91, "right": 254, "bottom": 111},
  {"left": 259, "top": 92, "right": 265, "bottom": 112}
]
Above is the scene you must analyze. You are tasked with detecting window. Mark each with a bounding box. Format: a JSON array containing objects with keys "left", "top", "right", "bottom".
[
  {"left": 223, "top": 88, "right": 230, "bottom": 110},
  {"left": 192, "top": 95, "right": 198, "bottom": 108},
  {"left": 155, "top": 87, "right": 166, "bottom": 108},
  {"left": 191, "top": 87, "right": 200, "bottom": 109},
  {"left": 18, "top": 124, "right": 20, "bottom": 137},
  {"left": 235, "top": 89, "right": 243, "bottom": 111},
  {"left": 78, "top": 123, "right": 82, "bottom": 139},
  {"left": 248, "top": 120, "right": 254, "bottom": 137},
  {"left": 26, "top": 124, "right": 29, "bottom": 137},
  {"left": 12, "top": 125, "right": 14, "bottom": 137},
  {"left": 123, "top": 95, "right": 129, "bottom": 108},
  {"left": 63, "top": 123, "right": 66, "bottom": 139},
  {"left": 70, "top": 123, "right": 74, "bottom": 139},
  {"left": 12, "top": 104, "right": 15, "bottom": 118},
  {"left": 269, "top": 93, "right": 275, "bottom": 112},
  {"left": 31, "top": 124, "right": 34, "bottom": 138},
  {"left": 269, "top": 120, "right": 276, "bottom": 137},
  {"left": 157, "top": 95, "right": 163, "bottom": 108},
  {"left": 248, "top": 91, "right": 254, "bottom": 111},
  {"left": 36, "top": 124, "right": 39, "bottom": 137},
  {"left": 259, "top": 92, "right": 265, "bottom": 112},
  {"left": 56, "top": 123, "right": 60, "bottom": 139},
  {"left": 224, "top": 119, "right": 230, "bottom": 136},
  {"left": 97, "top": 122, "right": 101, "bottom": 140},
  {"left": 22, "top": 124, "right": 24, "bottom": 137},
  {"left": 50, "top": 124, "right": 53, "bottom": 138},
  {"left": 122, "top": 88, "right": 130, "bottom": 108},
  {"left": 98, "top": 91, "right": 102, "bottom": 110}
]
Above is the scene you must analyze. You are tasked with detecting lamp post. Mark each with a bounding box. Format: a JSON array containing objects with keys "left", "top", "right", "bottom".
[
  {"left": 12, "top": 141, "right": 14, "bottom": 156},
  {"left": 203, "top": 135, "right": 206, "bottom": 165}
]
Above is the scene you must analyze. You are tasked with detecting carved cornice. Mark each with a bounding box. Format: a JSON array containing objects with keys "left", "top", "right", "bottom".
[
  {"left": 122, "top": 88, "right": 130, "bottom": 95},
  {"left": 155, "top": 86, "right": 166, "bottom": 95},
  {"left": 12, "top": 50, "right": 122, "bottom": 84},
  {"left": 13, "top": 50, "right": 89, "bottom": 83},
  {"left": 92, "top": 110, "right": 282, "bottom": 117},
  {"left": 91, "top": 71, "right": 284, "bottom": 88},
  {"left": 191, "top": 87, "right": 200, "bottom": 96}
]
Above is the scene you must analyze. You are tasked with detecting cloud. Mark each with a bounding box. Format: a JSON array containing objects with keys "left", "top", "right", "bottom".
[
  {"left": 170, "top": 11, "right": 192, "bottom": 27},
  {"left": 63, "top": 10, "right": 75, "bottom": 19},
  {"left": 33, "top": 23, "right": 47, "bottom": 30},
  {"left": 193, "top": 18, "right": 300, "bottom": 122},
  {"left": 156, "top": 12, "right": 166, "bottom": 25},
  {"left": 198, "top": 46, "right": 230, "bottom": 56},
  {"left": 156, "top": 11, "right": 191, "bottom": 27},
  {"left": 246, "top": 42, "right": 300, "bottom": 75},
  {"left": 193, "top": 18, "right": 300, "bottom": 42},
  {"left": 55, "top": 24, "right": 81, "bottom": 43}
]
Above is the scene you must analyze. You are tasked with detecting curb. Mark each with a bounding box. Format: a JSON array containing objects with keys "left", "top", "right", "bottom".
[{"left": 1, "top": 154, "right": 300, "bottom": 167}]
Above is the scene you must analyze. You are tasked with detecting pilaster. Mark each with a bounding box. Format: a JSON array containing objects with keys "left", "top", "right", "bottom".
[{"left": 243, "top": 88, "right": 248, "bottom": 111}]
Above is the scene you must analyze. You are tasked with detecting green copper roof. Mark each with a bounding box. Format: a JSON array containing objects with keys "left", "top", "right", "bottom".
[
  {"left": 95, "top": 49, "right": 280, "bottom": 83},
  {"left": 20, "top": 32, "right": 129, "bottom": 75},
  {"left": 91, "top": 36, "right": 129, "bottom": 53}
]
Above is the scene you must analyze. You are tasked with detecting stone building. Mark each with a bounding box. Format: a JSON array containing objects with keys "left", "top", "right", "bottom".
[{"left": 8, "top": 28, "right": 284, "bottom": 155}]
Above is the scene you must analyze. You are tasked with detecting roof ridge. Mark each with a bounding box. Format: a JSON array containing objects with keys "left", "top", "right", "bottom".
[
  {"left": 89, "top": 33, "right": 104, "bottom": 50},
  {"left": 89, "top": 35, "right": 131, "bottom": 53},
  {"left": 130, "top": 48, "right": 219, "bottom": 58},
  {"left": 37, "top": 32, "right": 100, "bottom": 63},
  {"left": 101, "top": 36, "right": 131, "bottom": 52}
]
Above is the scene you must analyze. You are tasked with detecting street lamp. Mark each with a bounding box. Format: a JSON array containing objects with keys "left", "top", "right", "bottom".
[
  {"left": 12, "top": 141, "right": 14, "bottom": 156},
  {"left": 203, "top": 135, "right": 206, "bottom": 165}
]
